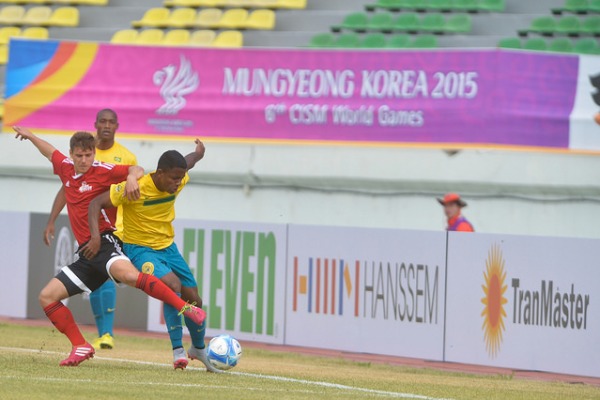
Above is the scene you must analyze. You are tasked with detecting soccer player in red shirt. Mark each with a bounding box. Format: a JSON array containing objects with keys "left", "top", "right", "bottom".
[{"left": 13, "top": 126, "right": 206, "bottom": 367}]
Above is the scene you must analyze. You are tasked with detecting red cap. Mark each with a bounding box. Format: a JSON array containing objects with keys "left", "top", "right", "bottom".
[{"left": 437, "top": 193, "right": 467, "bottom": 207}]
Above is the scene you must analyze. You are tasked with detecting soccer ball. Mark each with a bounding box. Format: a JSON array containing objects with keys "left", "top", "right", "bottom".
[{"left": 206, "top": 334, "right": 242, "bottom": 371}]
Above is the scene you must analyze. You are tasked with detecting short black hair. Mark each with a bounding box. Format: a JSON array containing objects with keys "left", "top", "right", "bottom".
[
  {"left": 96, "top": 108, "right": 118, "bottom": 122},
  {"left": 157, "top": 150, "right": 187, "bottom": 171}
]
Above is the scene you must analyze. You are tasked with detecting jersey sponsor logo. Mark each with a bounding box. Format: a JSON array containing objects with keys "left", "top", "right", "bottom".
[
  {"left": 114, "top": 156, "right": 122, "bottom": 162},
  {"left": 79, "top": 181, "right": 93, "bottom": 193},
  {"left": 153, "top": 55, "right": 199, "bottom": 116}
]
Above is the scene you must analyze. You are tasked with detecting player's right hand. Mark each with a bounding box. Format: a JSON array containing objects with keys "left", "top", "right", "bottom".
[
  {"left": 13, "top": 126, "right": 33, "bottom": 141},
  {"left": 43, "top": 223, "right": 55, "bottom": 246}
]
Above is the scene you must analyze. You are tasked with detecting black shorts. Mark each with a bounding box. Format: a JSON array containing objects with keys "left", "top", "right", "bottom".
[{"left": 55, "top": 233, "right": 129, "bottom": 296}]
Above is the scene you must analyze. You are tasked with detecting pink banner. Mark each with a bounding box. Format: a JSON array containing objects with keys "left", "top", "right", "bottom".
[{"left": 4, "top": 40, "right": 580, "bottom": 148}]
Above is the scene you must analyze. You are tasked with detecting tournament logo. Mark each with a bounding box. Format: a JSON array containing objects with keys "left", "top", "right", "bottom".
[
  {"left": 153, "top": 55, "right": 199, "bottom": 115},
  {"left": 141, "top": 261, "right": 155, "bottom": 275},
  {"left": 481, "top": 244, "right": 508, "bottom": 358}
]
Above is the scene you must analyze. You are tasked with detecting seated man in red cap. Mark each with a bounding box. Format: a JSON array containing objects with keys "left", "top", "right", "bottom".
[{"left": 437, "top": 193, "right": 474, "bottom": 232}]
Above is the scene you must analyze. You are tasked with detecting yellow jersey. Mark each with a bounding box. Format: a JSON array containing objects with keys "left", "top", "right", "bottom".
[
  {"left": 109, "top": 172, "right": 189, "bottom": 250},
  {"left": 95, "top": 141, "right": 137, "bottom": 239}
]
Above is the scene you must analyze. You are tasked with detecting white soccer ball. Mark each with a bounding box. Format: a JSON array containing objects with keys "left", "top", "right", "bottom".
[{"left": 206, "top": 334, "right": 242, "bottom": 371}]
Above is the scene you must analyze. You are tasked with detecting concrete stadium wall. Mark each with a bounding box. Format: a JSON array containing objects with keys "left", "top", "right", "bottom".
[{"left": 1, "top": 133, "right": 599, "bottom": 239}]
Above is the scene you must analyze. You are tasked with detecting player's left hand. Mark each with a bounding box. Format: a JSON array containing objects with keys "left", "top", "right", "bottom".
[
  {"left": 80, "top": 236, "right": 101, "bottom": 259},
  {"left": 124, "top": 175, "right": 140, "bottom": 201}
]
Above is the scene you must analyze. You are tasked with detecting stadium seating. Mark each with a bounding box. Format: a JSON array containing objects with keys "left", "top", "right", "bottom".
[
  {"left": 43, "top": 6, "right": 79, "bottom": 27},
  {"left": 194, "top": 8, "right": 223, "bottom": 28},
  {"left": 0, "top": 44, "right": 7, "bottom": 64},
  {"left": 110, "top": 29, "right": 138, "bottom": 44},
  {"left": 163, "top": 0, "right": 306, "bottom": 9},
  {"left": 552, "top": 0, "right": 600, "bottom": 14},
  {"left": 366, "top": 0, "right": 505, "bottom": 13},
  {"left": 309, "top": 31, "right": 439, "bottom": 49},
  {"left": 0, "top": 6, "right": 25, "bottom": 25},
  {"left": 519, "top": 15, "right": 600, "bottom": 37},
  {"left": 162, "top": 28, "right": 190, "bottom": 45},
  {"left": 189, "top": 29, "right": 216, "bottom": 45},
  {"left": 164, "top": 7, "right": 196, "bottom": 28},
  {"left": 212, "top": 29, "right": 243, "bottom": 47},
  {"left": 245, "top": 9, "right": 275, "bottom": 30},
  {"left": 21, "top": 26, "right": 48, "bottom": 38},
  {"left": 22, "top": 6, "right": 52, "bottom": 26},
  {"left": 0, "top": 26, "right": 20, "bottom": 44},
  {"left": 135, "top": 29, "right": 165, "bottom": 45},
  {"left": 332, "top": 12, "right": 472, "bottom": 34},
  {"left": 217, "top": 8, "right": 248, "bottom": 29},
  {"left": 131, "top": 8, "right": 170, "bottom": 28}
]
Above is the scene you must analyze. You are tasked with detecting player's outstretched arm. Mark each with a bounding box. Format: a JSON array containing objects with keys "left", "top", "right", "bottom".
[
  {"left": 13, "top": 126, "right": 56, "bottom": 161},
  {"left": 83, "top": 191, "right": 115, "bottom": 259},
  {"left": 184, "top": 138, "right": 205, "bottom": 171},
  {"left": 43, "top": 186, "right": 67, "bottom": 246}
]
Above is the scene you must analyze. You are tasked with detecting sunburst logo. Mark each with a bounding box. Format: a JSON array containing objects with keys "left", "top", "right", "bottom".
[{"left": 481, "top": 244, "right": 508, "bottom": 358}]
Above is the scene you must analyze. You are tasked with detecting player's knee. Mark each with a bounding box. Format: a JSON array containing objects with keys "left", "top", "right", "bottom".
[{"left": 38, "top": 288, "right": 55, "bottom": 308}]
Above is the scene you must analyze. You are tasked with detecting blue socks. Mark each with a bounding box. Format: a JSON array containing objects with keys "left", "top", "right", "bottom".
[
  {"left": 90, "top": 280, "right": 116, "bottom": 337},
  {"left": 163, "top": 295, "right": 184, "bottom": 349},
  {"left": 184, "top": 315, "right": 206, "bottom": 349}
]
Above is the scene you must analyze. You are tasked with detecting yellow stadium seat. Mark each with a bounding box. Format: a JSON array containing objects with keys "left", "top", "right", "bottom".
[
  {"left": 276, "top": 0, "right": 306, "bottom": 9},
  {"left": 217, "top": 8, "right": 248, "bottom": 29},
  {"left": 136, "top": 28, "right": 164, "bottom": 45},
  {"left": 212, "top": 30, "right": 243, "bottom": 47},
  {"left": 110, "top": 29, "right": 138, "bottom": 44},
  {"left": 132, "top": 7, "right": 170, "bottom": 28},
  {"left": 245, "top": 9, "right": 275, "bottom": 29},
  {"left": 0, "top": 44, "right": 8, "bottom": 64},
  {"left": 73, "top": 0, "right": 109, "bottom": 5},
  {"left": 0, "top": 27, "right": 20, "bottom": 45},
  {"left": 165, "top": 7, "right": 195, "bottom": 28},
  {"left": 22, "top": 6, "right": 52, "bottom": 26},
  {"left": 223, "top": 0, "right": 251, "bottom": 6},
  {"left": 21, "top": 26, "right": 48, "bottom": 39},
  {"left": 162, "top": 29, "right": 190, "bottom": 45},
  {"left": 253, "top": 0, "right": 279, "bottom": 7},
  {"left": 44, "top": 7, "right": 79, "bottom": 27},
  {"left": 189, "top": 29, "right": 216, "bottom": 46},
  {"left": 0, "top": 6, "right": 25, "bottom": 25},
  {"left": 194, "top": 8, "right": 222, "bottom": 28},
  {"left": 164, "top": 0, "right": 224, "bottom": 6}
]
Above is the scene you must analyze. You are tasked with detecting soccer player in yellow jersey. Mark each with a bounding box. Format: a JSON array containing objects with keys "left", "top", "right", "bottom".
[
  {"left": 88, "top": 139, "right": 221, "bottom": 372},
  {"left": 43, "top": 109, "right": 136, "bottom": 351}
]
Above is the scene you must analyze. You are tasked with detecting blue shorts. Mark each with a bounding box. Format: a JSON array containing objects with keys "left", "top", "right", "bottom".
[{"left": 123, "top": 242, "right": 197, "bottom": 288}]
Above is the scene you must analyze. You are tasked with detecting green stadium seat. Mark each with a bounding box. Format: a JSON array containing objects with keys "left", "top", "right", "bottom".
[
  {"left": 497, "top": 37, "right": 521, "bottom": 48},
  {"left": 580, "top": 16, "right": 600, "bottom": 33},
  {"left": 386, "top": 33, "right": 411, "bottom": 47},
  {"left": 553, "top": 0, "right": 590, "bottom": 14},
  {"left": 523, "top": 16, "right": 557, "bottom": 36},
  {"left": 394, "top": 12, "right": 420, "bottom": 32},
  {"left": 556, "top": 16, "right": 581, "bottom": 34},
  {"left": 367, "top": 0, "right": 403, "bottom": 11},
  {"left": 446, "top": 14, "right": 472, "bottom": 33},
  {"left": 523, "top": 37, "right": 548, "bottom": 51},
  {"left": 410, "top": 34, "right": 438, "bottom": 47},
  {"left": 335, "top": 32, "right": 361, "bottom": 48},
  {"left": 478, "top": 0, "right": 506, "bottom": 12},
  {"left": 423, "top": 0, "right": 452, "bottom": 12},
  {"left": 573, "top": 37, "right": 600, "bottom": 53},
  {"left": 368, "top": 13, "right": 394, "bottom": 31},
  {"left": 420, "top": 13, "right": 445, "bottom": 33},
  {"left": 548, "top": 37, "right": 574, "bottom": 52},
  {"left": 333, "top": 12, "right": 369, "bottom": 32},
  {"left": 309, "top": 33, "right": 335, "bottom": 48},
  {"left": 362, "top": 32, "right": 387, "bottom": 47},
  {"left": 590, "top": 0, "right": 600, "bottom": 12},
  {"left": 450, "top": 0, "right": 478, "bottom": 12}
]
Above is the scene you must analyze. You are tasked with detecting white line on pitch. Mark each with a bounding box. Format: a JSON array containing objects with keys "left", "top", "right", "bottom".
[{"left": 0, "top": 346, "right": 454, "bottom": 400}]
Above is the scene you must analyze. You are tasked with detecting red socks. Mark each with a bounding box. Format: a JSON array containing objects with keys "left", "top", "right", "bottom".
[
  {"left": 43, "top": 302, "right": 86, "bottom": 347},
  {"left": 136, "top": 273, "right": 186, "bottom": 310}
]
